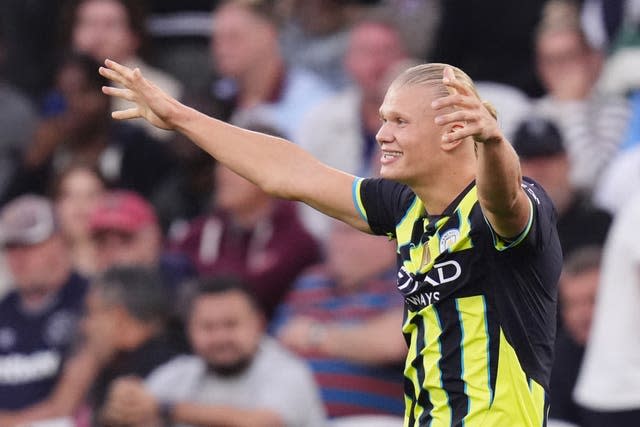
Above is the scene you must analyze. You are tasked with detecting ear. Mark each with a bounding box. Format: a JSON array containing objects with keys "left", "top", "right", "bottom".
[{"left": 440, "top": 123, "right": 467, "bottom": 152}]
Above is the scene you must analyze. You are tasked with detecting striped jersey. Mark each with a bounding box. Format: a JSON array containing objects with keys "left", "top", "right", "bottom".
[{"left": 353, "top": 177, "right": 561, "bottom": 427}]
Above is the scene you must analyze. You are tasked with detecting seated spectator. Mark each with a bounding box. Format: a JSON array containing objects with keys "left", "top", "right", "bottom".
[
  {"left": 51, "top": 162, "right": 107, "bottom": 278},
  {"left": 0, "top": 195, "right": 88, "bottom": 415},
  {"left": 83, "top": 266, "right": 177, "bottom": 423},
  {"left": 533, "top": 0, "right": 631, "bottom": 194},
  {"left": 511, "top": 116, "right": 611, "bottom": 257},
  {"left": 273, "top": 220, "right": 406, "bottom": 420},
  {"left": 549, "top": 246, "right": 602, "bottom": 427},
  {"left": 101, "top": 275, "right": 327, "bottom": 427},
  {"left": 573, "top": 191, "right": 640, "bottom": 426},
  {"left": 207, "top": 0, "right": 333, "bottom": 139},
  {"left": 4, "top": 53, "right": 175, "bottom": 205},
  {"left": 62, "top": 0, "right": 184, "bottom": 140},
  {"left": 171, "top": 137, "right": 320, "bottom": 320}
]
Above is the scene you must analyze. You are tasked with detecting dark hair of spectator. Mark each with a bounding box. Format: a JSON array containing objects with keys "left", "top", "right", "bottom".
[
  {"left": 58, "top": 0, "right": 150, "bottom": 58},
  {"left": 184, "top": 275, "right": 262, "bottom": 316},
  {"left": 49, "top": 160, "right": 109, "bottom": 200},
  {"left": 92, "top": 265, "right": 170, "bottom": 325},
  {"left": 56, "top": 51, "right": 109, "bottom": 91}
]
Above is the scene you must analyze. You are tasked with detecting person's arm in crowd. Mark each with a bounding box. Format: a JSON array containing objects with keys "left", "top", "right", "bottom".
[
  {"left": 0, "top": 348, "right": 103, "bottom": 427},
  {"left": 277, "top": 308, "right": 407, "bottom": 365},
  {"left": 99, "top": 60, "right": 369, "bottom": 233},
  {"left": 432, "top": 67, "right": 531, "bottom": 238},
  {"left": 101, "top": 377, "right": 284, "bottom": 427}
]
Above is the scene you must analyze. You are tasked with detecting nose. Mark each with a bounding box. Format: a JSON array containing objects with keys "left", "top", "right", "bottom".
[{"left": 376, "top": 122, "right": 393, "bottom": 145}]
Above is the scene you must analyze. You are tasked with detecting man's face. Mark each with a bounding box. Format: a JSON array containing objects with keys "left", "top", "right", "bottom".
[
  {"left": 376, "top": 83, "right": 443, "bottom": 184},
  {"left": 72, "top": 0, "right": 139, "bottom": 63},
  {"left": 211, "top": 3, "right": 276, "bottom": 78},
  {"left": 346, "top": 23, "right": 407, "bottom": 97},
  {"left": 188, "top": 291, "right": 263, "bottom": 375},
  {"left": 92, "top": 227, "right": 159, "bottom": 272},
  {"left": 560, "top": 267, "right": 599, "bottom": 345},
  {"left": 5, "top": 236, "right": 68, "bottom": 296}
]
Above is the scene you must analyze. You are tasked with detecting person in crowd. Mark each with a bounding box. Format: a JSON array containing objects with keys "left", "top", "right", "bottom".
[
  {"left": 100, "top": 53, "right": 562, "bottom": 425},
  {"left": 3, "top": 53, "right": 175, "bottom": 205},
  {"left": 533, "top": 0, "right": 631, "bottom": 194},
  {"left": 511, "top": 116, "right": 611, "bottom": 257},
  {"left": 273, "top": 220, "right": 406, "bottom": 420},
  {"left": 51, "top": 161, "right": 107, "bottom": 278},
  {"left": 207, "top": 0, "right": 332, "bottom": 139},
  {"left": 101, "top": 275, "right": 326, "bottom": 427},
  {"left": 171, "top": 123, "right": 319, "bottom": 321},
  {"left": 296, "top": 12, "right": 411, "bottom": 239},
  {"left": 62, "top": 0, "right": 183, "bottom": 140},
  {"left": 0, "top": 195, "right": 88, "bottom": 419},
  {"left": 83, "top": 266, "right": 177, "bottom": 424},
  {"left": 573, "top": 191, "right": 640, "bottom": 426},
  {"left": 548, "top": 246, "right": 602, "bottom": 427}
]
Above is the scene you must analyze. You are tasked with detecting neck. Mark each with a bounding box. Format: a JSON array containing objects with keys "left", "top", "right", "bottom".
[
  {"left": 411, "top": 160, "right": 476, "bottom": 215},
  {"left": 237, "top": 55, "right": 283, "bottom": 108}
]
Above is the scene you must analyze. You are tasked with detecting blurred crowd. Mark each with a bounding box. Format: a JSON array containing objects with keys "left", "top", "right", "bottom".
[{"left": 0, "top": 0, "right": 639, "bottom": 426}]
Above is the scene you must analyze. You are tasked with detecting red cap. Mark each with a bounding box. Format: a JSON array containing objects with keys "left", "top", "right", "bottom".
[{"left": 89, "top": 190, "right": 157, "bottom": 234}]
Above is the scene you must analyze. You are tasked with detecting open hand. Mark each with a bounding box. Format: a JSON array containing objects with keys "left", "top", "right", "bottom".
[
  {"left": 431, "top": 67, "right": 504, "bottom": 145},
  {"left": 99, "top": 59, "right": 177, "bottom": 130}
]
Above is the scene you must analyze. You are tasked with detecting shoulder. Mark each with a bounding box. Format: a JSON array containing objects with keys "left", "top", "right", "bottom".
[{"left": 147, "top": 355, "right": 204, "bottom": 385}]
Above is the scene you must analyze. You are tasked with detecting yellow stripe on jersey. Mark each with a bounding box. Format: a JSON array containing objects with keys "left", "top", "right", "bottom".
[
  {"left": 486, "top": 329, "right": 547, "bottom": 426},
  {"left": 422, "top": 306, "right": 451, "bottom": 426},
  {"left": 456, "top": 296, "right": 492, "bottom": 426}
]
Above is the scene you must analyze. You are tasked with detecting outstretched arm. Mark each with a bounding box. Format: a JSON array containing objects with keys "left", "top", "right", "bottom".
[
  {"left": 431, "top": 67, "right": 530, "bottom": 238},
  {"left": 99, "top": 60, "right": 370, "bottom": 232}
]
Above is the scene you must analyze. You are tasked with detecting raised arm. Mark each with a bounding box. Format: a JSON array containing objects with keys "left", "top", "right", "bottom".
[
  {"left": 431, "top": 67, "right": 531, "bottom": 238},
  {"left": 98, "top": 60, "right": 370, "bottom": 232}
]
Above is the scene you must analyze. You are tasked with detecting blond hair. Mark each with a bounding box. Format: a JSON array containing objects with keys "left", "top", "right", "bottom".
[{"left": 391, "top": 63, "right": 498, "bottom": 120}]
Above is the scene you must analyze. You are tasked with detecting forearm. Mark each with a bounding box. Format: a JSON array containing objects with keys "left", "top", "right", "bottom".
[
  {"left": 172, "top": 402, "right": 284, "bottom": 427},
  {"left": 170, "top": 103, "right": 318, "bottom": 200},
  {"left": 475, "top": 137, "right": 529, "bottom": 237}
]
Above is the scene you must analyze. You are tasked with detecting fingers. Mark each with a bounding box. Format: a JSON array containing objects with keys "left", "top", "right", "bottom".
[
  {"left": 98, "top": 66, "right": 127, "bottom": 87},
  {"left": 102, "top": 85, "right": 136, "bottom": 102},
  {"left": 431, "top": 94, "right": 476, "bottom": 111},
  {"left": 112, "top": 108, "right": 140, "bottom": 120}
]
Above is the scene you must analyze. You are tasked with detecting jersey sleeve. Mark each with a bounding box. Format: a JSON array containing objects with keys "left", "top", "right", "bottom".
[
  {"left": 353, "top": 177, "right": 414, "bottom": 238},
  {"left": 486, "top": 178, "right": 559, "bottom": 252}
]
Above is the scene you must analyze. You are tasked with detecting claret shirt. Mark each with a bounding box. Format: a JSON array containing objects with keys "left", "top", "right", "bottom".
[{"left": 353, "top": 177, "right": 562, "bottom": 427}]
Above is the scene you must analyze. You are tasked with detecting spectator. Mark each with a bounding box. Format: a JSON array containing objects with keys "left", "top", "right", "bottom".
[
  {"left": 548, "top": 246, "right": 602, "bottom": 427},
  {"left": 62, "top": 0, "right": 184, "bottom": 140},
  {"left": 296, "top": 13, "right": 410, "bottom": 238},
  {"left": 101, "top": 276, "right": 326, "bottom": 427},
  {"left": 171, "top": 124, "right": 319, "bottom": 320},
  {"left": 0, "top": 195, "right": 88, "bottom": 414},
  {"left": 51, "top": 162, "right": 107, "bottom": 278},
  {"left": 207, "top": 0, "right": 333, "bottom": 138},
  {"left": 512, "top": 116, "right": 611, "bottom": 257},
  {"left": 592, "top": 143, "right": 640, "bottom": 215},
  {"left": 573, "top": 191, "right": 640, "bottom": 426},
  {"left": 4, "top": 53, "right": 175, "bottom": 204},
  {"left": 533, "top": 0, "right": 631, "bottom": 194},
  {"left": 273, "top": 220, "right": 406, "bottom": 420}
]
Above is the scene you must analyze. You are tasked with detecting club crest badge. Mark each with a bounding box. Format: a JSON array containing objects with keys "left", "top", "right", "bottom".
[{"left": 440, "top": 229, "right": 460, "bottom": 253}]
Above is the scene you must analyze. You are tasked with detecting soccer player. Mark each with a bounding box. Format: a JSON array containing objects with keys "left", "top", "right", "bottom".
[{"left": 99, "top": 59, "right": 562, "bottom": 426}]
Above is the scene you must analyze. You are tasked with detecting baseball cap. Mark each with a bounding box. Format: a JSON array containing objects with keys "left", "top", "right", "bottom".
[
  {"left": 0, "top": 195, "right": 58, "bottom": 247},
  {"left": 89, "top": 190, "right": 157, "bottom": 234},
  {"left": 512, "top": 117, "right": 565, "bottom": 159}
]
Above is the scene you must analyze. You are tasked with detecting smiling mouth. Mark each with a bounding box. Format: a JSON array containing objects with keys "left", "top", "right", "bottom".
[{"left": 382, "top": 150, "right": 403, "bottom": 159}]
